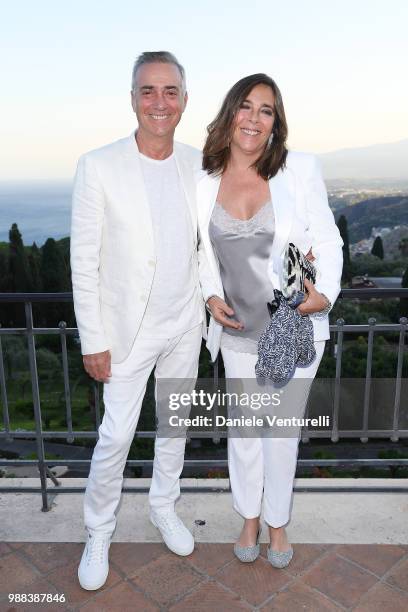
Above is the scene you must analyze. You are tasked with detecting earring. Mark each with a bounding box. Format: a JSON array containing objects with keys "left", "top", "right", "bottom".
[{"left": 268, "top": 133, "right": 274, "bottom": 147}]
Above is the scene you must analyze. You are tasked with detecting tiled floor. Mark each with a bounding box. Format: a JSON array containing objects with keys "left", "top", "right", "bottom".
[{"left": 1, "top": 542, "right": 408, "bottom": 611}]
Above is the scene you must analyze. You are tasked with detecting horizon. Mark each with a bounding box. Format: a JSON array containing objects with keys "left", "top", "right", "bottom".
[
  {"left": 0, "top": 137, "right": 407, "bottom": 183},
  {"left": 1, "top": 175, "right": 407, "bottom": 248}
]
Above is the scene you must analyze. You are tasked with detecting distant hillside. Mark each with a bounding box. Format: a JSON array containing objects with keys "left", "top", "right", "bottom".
[
  {"left": 319, "top": 139, "right": 408, "bottom": 180},
  {"left": 335, "top": 195, "right": 408, "bottom": 242}
]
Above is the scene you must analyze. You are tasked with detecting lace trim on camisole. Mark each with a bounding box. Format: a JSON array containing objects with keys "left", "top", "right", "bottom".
[
  {"left": 221, "top": 333, "right": 259, "bottom": 354},
  {"left": 212, "top": 200, "right": 273, "bottom": 234}
]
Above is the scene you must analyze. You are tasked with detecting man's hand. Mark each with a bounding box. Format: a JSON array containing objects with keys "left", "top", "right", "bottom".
[
  {"left": 297, "top": 279, "right": 329, "bottom": 316},
  {"left": 83, "top": 350, "right": 112, "bottom": 382},
  {"left": 206, "top": 296, "right": 244, "bottom": 330}
]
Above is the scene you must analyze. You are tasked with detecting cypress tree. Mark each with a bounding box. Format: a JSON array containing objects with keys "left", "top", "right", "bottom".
[
  {"left": 398, "top": 237, "right": 408, "bottom": 258},
  {"left": 0, "top": 249, "right": 10, "bottom": 326},
  {"left": 40, "top": 238, "right": 68, "bottom": 326},
  {"left": 337, "top": 215, "right": 350, "bottom": 263},
  {"left": 28, "top": 242, "right": 42, "bottom": 292},
  {"left": 337, "top": 214, "right": 352, "bottom": 281},
  {"left": 8, "top": 223, "right": 33, "bottom": 291},
  {"left": 40, "top": 238, "right": 66, "bottom": 292},
  {"left": 400, "top": 266, "right": 408, "bottom": 319},
  {"left": 371, "top": 236, "right": 384, "bottom": 260},
  {"left": 0, "top": 249, "right": 9, "bottom": 291}
]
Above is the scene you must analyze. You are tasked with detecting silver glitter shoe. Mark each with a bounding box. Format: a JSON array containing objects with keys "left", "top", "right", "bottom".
[
  {"left": 267, "top": 545, "right": 294, "bottom": 569},
  {"left": 233, "top": 525, "right": 261, "bottom": 563}
]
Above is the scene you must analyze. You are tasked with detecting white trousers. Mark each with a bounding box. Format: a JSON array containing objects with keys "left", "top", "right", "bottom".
[
  {"left": 84, "top": 324, "right": 202, "bottom": 536},
  {"left": 221, "top": 340, "right": 325, "bottom": 528}
]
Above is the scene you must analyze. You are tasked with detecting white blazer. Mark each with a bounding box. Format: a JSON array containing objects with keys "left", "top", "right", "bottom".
[
  {"left": 196, "top": 151, "right": 344, "bottom": 362},
  {"left": 70, "top": 132, "right": 205, "bottom": 363}
]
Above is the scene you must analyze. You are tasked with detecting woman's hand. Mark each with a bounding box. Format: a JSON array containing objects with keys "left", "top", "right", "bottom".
[
  {"left": 305, "top": 248, "right": 315, "bottom": 262},
  {"left": 206, "top": 296, "right": 244, "bottom": 330},
  {"left": 297, "top": 278, "right": 329, "bottom": 316}
]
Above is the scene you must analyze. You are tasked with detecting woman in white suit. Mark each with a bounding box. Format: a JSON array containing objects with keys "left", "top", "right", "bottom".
[{"left": 197, "top": 74, "right": 343, "bottom": 568}]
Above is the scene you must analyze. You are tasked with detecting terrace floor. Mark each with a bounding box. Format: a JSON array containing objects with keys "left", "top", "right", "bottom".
[
  {"left": 2, "top": 542, "right": 408, "bottom": 611},
  {"left": 1, "top": 478, "right": 408, "bottom": 611}
]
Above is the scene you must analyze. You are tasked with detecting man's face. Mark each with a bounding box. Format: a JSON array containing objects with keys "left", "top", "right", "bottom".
[{"left": 131, "top": 62, "right": 187, "bottom": 140}]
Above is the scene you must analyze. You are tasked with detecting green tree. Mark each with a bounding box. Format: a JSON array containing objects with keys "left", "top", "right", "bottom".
[
  {"left": 0, "top": 249, "right": 9, "bottom": 291},
  {"left": 8, "top": 223, "right": 33, "bottom": 291},
  {"left": 400, "top": 266, "right": 408, "bottom": 319},
  {"left": 40, "top": 238, "right": 67, "bottom": 292},
  {"left": 39, "top": 238, "right": 70, "bottom": 327},
  {"left": 0, "top": 249, "right": 11, "bottom": 326},
  {"left": 398, "top": 236, "right": 408, "bottom": 258},
  {"left": 337, "top": 215, "right": 351, "bottom": 281},
  {"left": 28, "top": 242, "right": 42, "bottom": 292},
  {"left": 58, "top": 237, "right": 72, "bottom": 290},
  {"left": 371, "top": 235, "right": 384, "bottom": 260},
  {"left": 337, "top": 215, "right": 350, "bottom": 263}
]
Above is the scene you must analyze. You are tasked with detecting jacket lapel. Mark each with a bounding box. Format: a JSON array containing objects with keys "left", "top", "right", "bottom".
[
  {"left": 121, "top": 132, "right": 155, "bottom": 253},
  {"left": 197, "top": 171, "right": 221, "bottom": 227},
  {"left": 268, "top": 164, "right": 296, "bottom": 287},
  {"left": 197, "top": 172, "right": 223, "bottom": 289},
  {"left": 174, "top": 144, "right": 198, "bottom": 238}
]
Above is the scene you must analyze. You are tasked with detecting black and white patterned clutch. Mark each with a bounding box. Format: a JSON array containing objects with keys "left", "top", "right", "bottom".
[{"left": 281, "top": 242, "right": 316, "bottom": 301}]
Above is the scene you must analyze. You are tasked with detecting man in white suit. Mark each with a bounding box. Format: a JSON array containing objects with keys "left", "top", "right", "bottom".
[{"left": 71, "top": 51, "right": 208, "bottom": 591}]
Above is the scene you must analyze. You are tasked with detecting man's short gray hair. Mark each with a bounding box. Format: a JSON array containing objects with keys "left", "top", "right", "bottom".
[{"left": 131, "top": 51, "right": 186, "bottom": 92}]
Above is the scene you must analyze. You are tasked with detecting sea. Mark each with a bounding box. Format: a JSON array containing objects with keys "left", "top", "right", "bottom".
[{"left": 0, "top": 181, "right": 72, "bottom": 246}]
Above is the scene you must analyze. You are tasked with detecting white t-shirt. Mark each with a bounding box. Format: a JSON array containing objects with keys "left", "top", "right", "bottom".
[{"left": 139, "top": 152, "right": 202, "bottom": 337}]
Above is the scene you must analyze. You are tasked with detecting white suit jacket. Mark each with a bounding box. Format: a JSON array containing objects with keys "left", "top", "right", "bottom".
[
  {"left": 196, "top": 152, "right": 344, "bottom": 362},
  {"left": 70, "top": 132, "right": 205, "bottom": 363}
]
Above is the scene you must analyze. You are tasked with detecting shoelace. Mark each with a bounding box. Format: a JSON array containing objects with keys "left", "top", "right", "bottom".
[
  {"left": 86, "top": 536, "right": 108, "bottom": 564},
  {"left": 155, "top": 513, "right": 182, "bottom": 535}
]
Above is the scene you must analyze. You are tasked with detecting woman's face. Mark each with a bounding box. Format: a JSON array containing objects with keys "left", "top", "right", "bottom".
[{"left": 231, "top": 84, "right": 275, "bottom": 156}]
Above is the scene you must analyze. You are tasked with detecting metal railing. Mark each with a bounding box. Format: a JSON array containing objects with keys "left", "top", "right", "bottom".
[{"left": 1, "top": 289, "right": 408, "bottom": 510}]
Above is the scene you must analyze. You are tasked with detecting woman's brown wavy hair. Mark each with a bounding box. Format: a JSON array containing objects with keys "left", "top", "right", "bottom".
[{"left": 202, "top": 73, "right": 288, "bottom": 180}]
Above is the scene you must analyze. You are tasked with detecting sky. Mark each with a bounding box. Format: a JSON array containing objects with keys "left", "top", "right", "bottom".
[{"left": 1, "top": 0, "right": 407, "bottom": 180}]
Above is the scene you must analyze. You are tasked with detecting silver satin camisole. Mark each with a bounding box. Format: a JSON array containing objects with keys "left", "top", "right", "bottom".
[{"left": 209, "top": 200, "right": 275, "bottom": 354}]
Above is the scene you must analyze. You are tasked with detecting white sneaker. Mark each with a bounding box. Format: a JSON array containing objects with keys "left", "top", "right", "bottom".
[
  {"left": 150, "top": 509, "right": 194, "bottom": 556},
  {"left": 78, "top": 533, "right": 111, "bottom": 590}
]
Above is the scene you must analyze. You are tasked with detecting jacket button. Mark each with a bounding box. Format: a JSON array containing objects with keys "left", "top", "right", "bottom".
[
  {"left": 148, "top": 259, "right": 155, "bottom": 267},
  {"left": 140, "top": 294, "right": 147, "bottom": 302}
]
